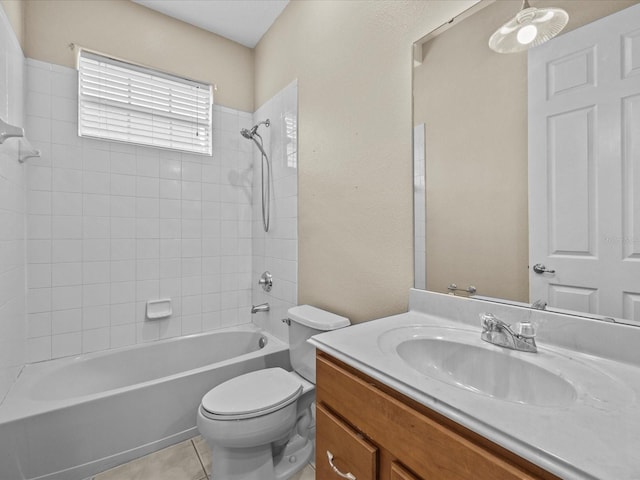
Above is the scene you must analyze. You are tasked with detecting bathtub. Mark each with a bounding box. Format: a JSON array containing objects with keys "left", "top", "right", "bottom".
[{"left": 0, "top": 324, "right": 290, "bottom": 480}]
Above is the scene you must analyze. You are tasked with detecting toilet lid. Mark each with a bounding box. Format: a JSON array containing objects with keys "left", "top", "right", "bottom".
[{"left": 201, "top": 368, "right": 302, "bottom": 420}]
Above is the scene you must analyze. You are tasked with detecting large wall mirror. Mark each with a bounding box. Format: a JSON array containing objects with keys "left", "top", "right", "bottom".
[{"left": 413, "top": 0, "right": 640, "bottom": 325}]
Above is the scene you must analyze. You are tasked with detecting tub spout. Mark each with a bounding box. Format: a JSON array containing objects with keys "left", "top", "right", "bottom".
[{"left": 251, "top": 303, "right": 270, "bottom": 314}]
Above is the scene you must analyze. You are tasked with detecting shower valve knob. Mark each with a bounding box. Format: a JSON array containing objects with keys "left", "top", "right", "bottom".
[{"left": 259, "top": 271, "right": 273, "bottom": 292}]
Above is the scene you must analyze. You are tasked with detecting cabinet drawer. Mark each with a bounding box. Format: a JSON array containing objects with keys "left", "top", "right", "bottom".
[
  {"left": 317, "top": 352, "right": 557, "bottom": 480},
  {"left": 316, "top": 403, "right": 377, "bottom": 480},
  {"left": 391, "top": 462, "right": 421, "bottom": 480}
]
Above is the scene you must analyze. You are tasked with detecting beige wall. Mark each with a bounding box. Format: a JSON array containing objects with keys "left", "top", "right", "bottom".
[
  {"left": 23, "top": 0, "right": 253, "bottom": 112},
  {"left": 24, "top": 0, "right": 628, "bottom": 323},
  {"left": 0, "top": 0, "right": 24, "bottom": 48},
  {"left": 413, "top": 0, "right": 638, "bottom": 303},
  {"left": 255, "top": 1, "right": 477, "bottom": 322}
]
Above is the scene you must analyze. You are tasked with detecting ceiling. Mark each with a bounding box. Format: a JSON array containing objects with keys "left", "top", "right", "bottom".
[{"left": 132, "top": 0, "right": 289, "bottom": 48}]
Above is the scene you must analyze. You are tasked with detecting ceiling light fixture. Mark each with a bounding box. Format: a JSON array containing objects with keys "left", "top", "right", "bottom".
[{"left": 488, "top": 0, "right": 569, "bottom": 54}]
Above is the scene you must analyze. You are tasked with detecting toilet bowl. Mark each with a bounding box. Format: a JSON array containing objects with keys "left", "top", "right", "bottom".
[{"left": 196, "top": 305, "right": 350, "bottom": 480}]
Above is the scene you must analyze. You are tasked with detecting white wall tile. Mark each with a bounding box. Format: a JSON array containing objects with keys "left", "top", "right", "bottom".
[
  {"left": 82, "top": 149, "right": 110, "bottom": 173},
  {"left": 51, "top": 69, "right": 76, "bottom": 99},
  {"left": 136, "top": 198, "right": 159, "bottom": 218},
  {"left": 251, "top": 82, "right": 298, "bottom": 342},
  {"left": 52, "top": 262, "right": 82, "bottom": 287},
  {"left": 82, "top": 305, "right": 110, "bottom": 329},
  {"left": 52, "top": 309, "right": 81, "bottom": 334},
  {"left": 52, "top": 191, "right": 82, "bottom": 216},
  {"left": 83, "top": 193, "right": 110, "bottom": 216},
  {"left": 160, "top": 158, "right": 181, "bottom": 179},
  {"left": 110, "top": 196, "right": 136, "bottom": 217},
  {"left": 111, "top": 239, "right": 135, "bottom": 260},
  {"left": 51, "top": 95, "right": 76, "bottom": 122},
  {"left": 27, "top": 165, "right": 52, "bottom": 191},
  {"left": 28, "top": 190, "right": 51, "bottom": 215},
  {"left": 82, "top": 327, "right": 110, "bottom": 353},
  {"left": 27, "top": 288, "right": 51, "bottom": 314},
  {"left": 136, "top": 279, "right": 159, "bottom": 302},
  {"left": 52, "top": 331, "right": 81, "bottom": 358},
  {"left": 110, "top": 302, "right": 135, "bottom": 325},
  {"left": 83, "top": 239, "right": 110, "bottom": 262},
  {"left": 136, "top": 176, "right": 159, "bottom": 198},
  {"left": 83, "top": 171, "right": 110, "bottom": 194},
  {"left": 111, "top": 261, "right": 135, "bottom": 283},
  {"left": 27, "top": 239, "right": 52, "bottom": 263},
  {"left": 110, "top": 151, "right": 137, "bottom": 175},
  {"left": 18, "top": 57, "right": 295, "bottom": 361},
  {"left": 53, "top": 168, "right": 82, "bottom": 192},
  {"left": 51, "top": 285, "right": 82, "bottom": 311},
  {"left": 159, "top": 316, "right": 182, "bottom": 339},
  {"left": 52, "top": 215, "right": 82, "bottom": 239},
  {"left": 27, "top": 215, "right": 51, "bottom": 239},
  {"left": 83, "top": 283, "right": 110, "bottom": 307},
  {"left": 83, "top": 261, "right": 109, "bottom": 284},
  {"left": 136, "top": 321, "right": 160, "bottom": 343},
  {"left": 110, "top": 282, "right": 135, "bottom": 305},
  {"left": 135, "top": 218, "right": 159, "bottom": 239},
  {"left": 27, "top": 337, "right": 51, "bottom": 363},
  {"left": 27, "top": 263, "right": 51, "bottom": 289},
  {"left": 110, "top": 323, "right": 135, "bottom": 348},
  {"left": 136, "top": 154, "right": 159, "bottom": 178},
  {"left": 110, "top": 174, "right": 135, "bottom": 196},
  {"left": 27, "top": 312, "right": 51, "bottom": 338},
  {"left": 181, "top": 314, "right": 202, "bottom": 335}
]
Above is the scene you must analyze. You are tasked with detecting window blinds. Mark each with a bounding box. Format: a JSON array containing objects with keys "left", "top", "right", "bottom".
[{"left": 78, "top": 50, "right": 212, "bottom": 155}]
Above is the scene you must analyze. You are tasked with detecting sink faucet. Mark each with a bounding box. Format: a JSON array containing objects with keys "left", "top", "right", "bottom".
[
  {"left": 480, "top": 313, "right": 537, "bottom": 353},
  {"left": 251, "top": 303, "right": 270, "bottom": 314}
]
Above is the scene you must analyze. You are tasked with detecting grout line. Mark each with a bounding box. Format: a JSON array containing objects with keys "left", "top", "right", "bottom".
[{"left": 191, "top": 438, "right": 209, "bottom": 479}]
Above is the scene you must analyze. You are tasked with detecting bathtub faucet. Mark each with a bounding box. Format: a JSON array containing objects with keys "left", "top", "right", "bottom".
[{"left": 251, "top": 303, "right": 270, "bottom": 314}]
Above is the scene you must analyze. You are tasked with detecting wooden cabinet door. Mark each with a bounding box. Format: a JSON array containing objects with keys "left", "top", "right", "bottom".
[
  {"left": 317, "top": 352, "right": 558, "bottom": 480},
  {"left": 316, "top": 403, "right": 377, "bottom": 480},
  {"left": 390, "top": 462, "right": 421, "bottom": 480}
]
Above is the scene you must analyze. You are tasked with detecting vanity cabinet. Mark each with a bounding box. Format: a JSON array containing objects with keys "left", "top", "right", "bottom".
[{"left": 315, "top": 352, "right": 560, "bottom": 480}]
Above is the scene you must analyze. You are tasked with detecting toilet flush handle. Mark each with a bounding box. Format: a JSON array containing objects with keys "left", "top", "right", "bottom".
[{"left": 326, "top": 451, "right": 356, "bottom": 480}]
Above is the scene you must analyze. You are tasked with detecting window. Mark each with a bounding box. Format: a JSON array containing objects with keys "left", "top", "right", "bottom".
[{"left": 78, "top": 49, "right": 212, "bottom": 155}]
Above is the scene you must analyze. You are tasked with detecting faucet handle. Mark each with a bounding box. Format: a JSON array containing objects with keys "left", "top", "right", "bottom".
[
  {"left": 480, "top": 312, "right": 501, "bottom": 330},
  {"left": 516, "top": 321, "right": 536, "bottom": 338}
]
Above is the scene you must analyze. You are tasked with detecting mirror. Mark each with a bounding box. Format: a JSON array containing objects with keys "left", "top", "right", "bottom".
[{"left": 413, "top": 0, "right": 640, "bottom": 324}]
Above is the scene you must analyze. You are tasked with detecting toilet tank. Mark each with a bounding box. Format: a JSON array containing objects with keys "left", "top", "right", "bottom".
[{"left": 287, "top": 305, "right": 350, "bottom": 383}]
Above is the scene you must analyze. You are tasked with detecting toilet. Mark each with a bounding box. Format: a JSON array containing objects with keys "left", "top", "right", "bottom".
[{"left": 196, "top": 305, "right": 350, "bottom": 480}]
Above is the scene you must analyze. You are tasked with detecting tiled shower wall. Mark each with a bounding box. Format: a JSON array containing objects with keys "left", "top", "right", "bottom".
[
  {"left": 251, "top": 81, "right": 298, "bottom": 341},
  {"left": 0, "top": 8, "right": 26, "bottom": 400},
  {"left": 24, "top": 59, "right": 257, "bottom": 361}
]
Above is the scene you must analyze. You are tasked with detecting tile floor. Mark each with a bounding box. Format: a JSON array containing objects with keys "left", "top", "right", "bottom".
[{"left": 92, "top": 435, "right": 315, "bottom": 480}]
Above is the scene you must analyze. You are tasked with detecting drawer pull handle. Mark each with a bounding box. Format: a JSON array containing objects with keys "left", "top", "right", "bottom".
[{"left": 326, "top": 451, "right": 356, "bottom": 480}]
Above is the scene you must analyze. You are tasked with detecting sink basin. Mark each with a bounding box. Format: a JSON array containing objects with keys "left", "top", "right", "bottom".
[
  {"left": 397, "top": 337, "right": 577, "bottom": 407},
  {"left": 377, "top": 326, "right": 579, "bottom": 407}
]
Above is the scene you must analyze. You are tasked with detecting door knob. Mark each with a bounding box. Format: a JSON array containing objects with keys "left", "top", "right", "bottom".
[{"left": 533, "top": 264, "right": 555, "bottom": 274}]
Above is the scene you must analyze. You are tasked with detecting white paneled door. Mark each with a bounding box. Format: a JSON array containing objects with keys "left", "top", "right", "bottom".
[{"left": 528, "top": 4, "right": 640, "bottom": 323}]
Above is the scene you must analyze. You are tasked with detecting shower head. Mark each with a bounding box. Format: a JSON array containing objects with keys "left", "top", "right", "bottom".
[
  {"left": 239, "top": 119, "right": 272, "bottom": 233},
  {"left": 240, "top": 119, "right": 270, "bottom": 139}
]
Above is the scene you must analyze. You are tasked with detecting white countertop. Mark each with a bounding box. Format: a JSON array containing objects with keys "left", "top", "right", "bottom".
[{"left": 309, "top": 290, "right": 640, "bottom": 480}]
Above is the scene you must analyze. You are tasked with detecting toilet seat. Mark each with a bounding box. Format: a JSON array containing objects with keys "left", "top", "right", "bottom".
[{"left": 201, "top": 367, "right": 303, "bottom": 421}]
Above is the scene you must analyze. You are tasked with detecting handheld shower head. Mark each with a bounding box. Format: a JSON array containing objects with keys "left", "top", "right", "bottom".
[
  {"left": 240, "top": 119, "right": 272, "bottom": 232},
  {"left": 240, "top": 119, "right": 270, "bottom": 139}
]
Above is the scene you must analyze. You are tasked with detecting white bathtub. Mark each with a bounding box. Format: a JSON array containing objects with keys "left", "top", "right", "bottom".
[{"left": 0, "top": 324, "right": 290, "bottom": 480}]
